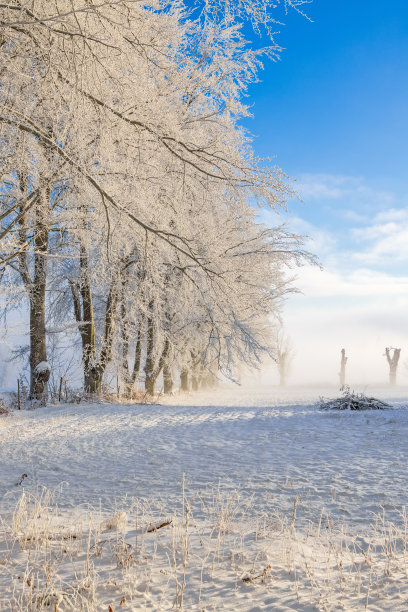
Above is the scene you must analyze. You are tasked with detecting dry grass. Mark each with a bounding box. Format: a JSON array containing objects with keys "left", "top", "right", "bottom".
[{"left": 0, "top": 486, "right": 407, "bottom": 611}]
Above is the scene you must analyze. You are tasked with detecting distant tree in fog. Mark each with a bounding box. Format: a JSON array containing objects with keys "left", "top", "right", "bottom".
[
  {"left": 275, "top": 329, "right": 294, "bottom": 387},
  {"left": 339, "top": 348, "right": 347, "bottom": 387},
  {"left": 385, "top": 347, "right": 401, "bottom": 386}
]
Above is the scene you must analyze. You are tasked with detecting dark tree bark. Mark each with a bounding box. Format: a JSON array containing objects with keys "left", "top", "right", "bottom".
[
  {"left": 17, "top": 171, "right": 51, "bottom": 401},
  {"left": 70, "top": 241, "right": 121, "bottom": 395},
  {"left": 143, "top": 288, "right": 172, "bottom": 395},
  {"left": 144, "top": 311, "right": 170, "bottom": 396},
  {"left": 144, "top": 303, "right": 155, "bottom": 395},
  {"left": 79, "top": 243, "right": 98, "bottom": 393},
  {"left": 122, "top": 325, "right": 142, "bottom": 398}
]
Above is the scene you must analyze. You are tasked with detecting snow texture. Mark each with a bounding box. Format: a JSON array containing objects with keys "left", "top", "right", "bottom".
[
  {"left": 34, "top": 361, "right": 51, "bottom": 375},
  {"left": 1, "top": 384, "right": 408, "bottom": 610}
]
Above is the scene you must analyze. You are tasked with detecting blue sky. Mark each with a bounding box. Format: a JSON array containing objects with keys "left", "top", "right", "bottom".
[
  {"left": 246, "top": 0, "right": 408, "bottom": 385},
  {"left": 246, "top": 0, "right": 408, "bottom": 182}
]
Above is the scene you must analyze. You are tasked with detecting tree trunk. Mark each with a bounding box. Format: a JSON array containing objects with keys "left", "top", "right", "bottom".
[
  {"left": 29, "top": 181, "right": 50, "bottom": 400},
  {"left": 79, "top": 244, "right": 99, "bottom": 394},
  {"left": 163, "top": 364, "right": 173, "bottom": 394},
  {"left": 70, "top": 242, "right": 121, "bottom": 396},
  {"left": 120, "top": 278, "right": 143, "bottom": 398},
  {"left": 189, "top": 350, "right": 200, "bottom": 391},
  {"left": 17, "top": 171, "right": 50, "bottom": 402},
  {"left": 84, "top": 367, "right": 103, "bottom": 396},
  {"left": 144, "top": 322, "right": 170, "bottom": 396},
  {"left": 144, "top": 305, "right": 155, "bottom": 395},
  {"left": 339, "top": 348, "right": 347, "bottom": 387},
  {"left": 145, "top": 373, "right": 156, "bottom": 396},
  {"left": 191, "top": 374, "right": 199, "bottom": 391},
  {"left": 278, "top": 351, "right": 287, "bottom": 387},
  {"left": 386, "top": 347, "right": 401, "bottom": 387},
  {"left": 70, "top": 242, "right": 98, "bottom": 395},
  {"left": 180, "top": 369, "right": 189, "bottom": 392},
  {"left": 124, "top": 329, "right": 142, "bottom": 398}
]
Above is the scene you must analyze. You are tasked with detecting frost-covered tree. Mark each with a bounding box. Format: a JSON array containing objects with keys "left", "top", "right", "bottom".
[
  {"left": 0, "top": 0, "right": 315, "bottom": 398},
  {"left": 0, "top": 127, "right": 73, "bottom": 398}
]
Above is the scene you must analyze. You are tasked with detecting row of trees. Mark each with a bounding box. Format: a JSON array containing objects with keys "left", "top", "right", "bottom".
[{"left": 0, "top": 0, "right": 313, "bottom": 400}]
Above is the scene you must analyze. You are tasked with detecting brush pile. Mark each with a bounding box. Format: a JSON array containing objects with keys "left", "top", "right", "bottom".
[{"left": 318, "top": 387, "right": 391, "bottom": 411}]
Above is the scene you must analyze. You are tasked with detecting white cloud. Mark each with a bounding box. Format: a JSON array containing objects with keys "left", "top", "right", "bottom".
[
  {"left": 286, "top": 216, "right": 337, "bottom": 257},
  {"left": 341, "top": 209, "right": 370, "bottom": 223},
  {"left": 295, "top": 173, "right": 398, "bottom": 209},
  {"left": 351, "top": 208, "right": 408, "bottom": 265},
  {"left": 295, "top": 266, "right": 408, "bottom": 298},
  {"left": 258, "top": 176, "right": 408, "bottom": 385},
  {"left": 296, "top": 173, "right": 363, "bottom": 201},
  {"left": 272, "top": 203, "right": 408, "bottom": 385},
  {"left": 375, "top": 209, "right": 408, "bottom": 223}
]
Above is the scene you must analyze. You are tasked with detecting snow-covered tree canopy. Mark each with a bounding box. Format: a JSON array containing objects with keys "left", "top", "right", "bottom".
[{"left": 0, "top": 0, "right": 315, "bottom": 397}]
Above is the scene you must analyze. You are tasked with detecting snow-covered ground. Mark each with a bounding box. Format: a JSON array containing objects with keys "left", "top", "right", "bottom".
[{"left": 1, "top": 384, "right": 408, "bottom": 610}]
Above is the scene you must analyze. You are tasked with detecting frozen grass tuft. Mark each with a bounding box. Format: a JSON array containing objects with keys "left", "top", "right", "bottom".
[{"left": 1, "top": 485, "right": 408, "bottom": 611}]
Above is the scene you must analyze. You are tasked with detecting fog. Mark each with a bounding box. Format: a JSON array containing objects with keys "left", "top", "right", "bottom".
[
  {"left": 263, "top": 288, "right": 408, "bottom": 388},
  {"left": 2, "top": 280, "right": 408, "bottom": 391}
]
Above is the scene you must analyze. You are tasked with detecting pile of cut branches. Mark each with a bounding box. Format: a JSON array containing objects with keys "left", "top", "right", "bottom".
[{"left": 318, "top": 387, "right": 391, "bottom": 411}]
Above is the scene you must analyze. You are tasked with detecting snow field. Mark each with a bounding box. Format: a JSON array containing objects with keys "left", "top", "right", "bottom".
[{"left": 1, "top": 385, "right": 408, "bottom": 610}]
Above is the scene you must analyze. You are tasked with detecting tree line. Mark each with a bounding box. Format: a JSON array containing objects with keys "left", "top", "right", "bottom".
[{"left": 0, "top": 0, "right": 314, "bottom": 401}]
